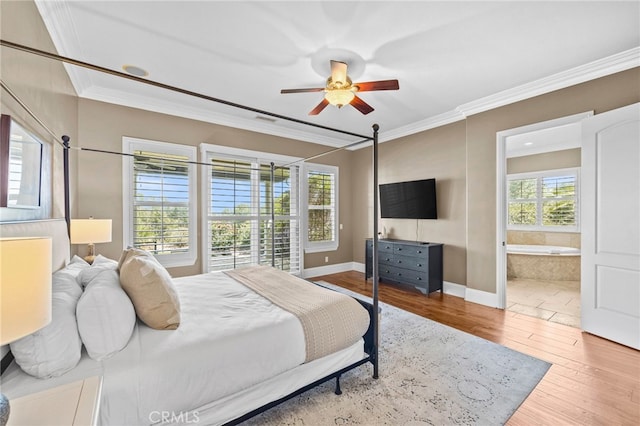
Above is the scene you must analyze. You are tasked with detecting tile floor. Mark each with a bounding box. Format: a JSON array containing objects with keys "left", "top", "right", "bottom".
[{"left": 506, "top": 278, "right": 581, "bottom": 328}]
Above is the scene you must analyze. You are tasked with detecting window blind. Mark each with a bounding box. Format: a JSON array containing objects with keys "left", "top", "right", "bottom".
[
  {"left": 507, "top": 169, "right": 578, "bottom": 230},
  {"left": 133, "top": 150, "right": 191, "bottom": 255},
  {"left": 542, "top": 175, "right": 576, "bottom": 225},
  {"left": 307, "top": 171, "right": 335, "bottom": 243},
  {"left": 206, "top": 157, "right": 300, "bottom": 273}
]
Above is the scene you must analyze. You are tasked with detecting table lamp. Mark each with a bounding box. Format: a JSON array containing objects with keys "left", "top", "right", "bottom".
[
  {"left": 0, "top": 237, "right": 53, "bottom": 426},
  {"left": 70, "top": 217, "right": 112, "bottom": 264}
]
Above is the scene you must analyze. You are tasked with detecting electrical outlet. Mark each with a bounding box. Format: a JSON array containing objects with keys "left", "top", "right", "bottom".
[
  {"left": 339, "top": 223, "right": 343, "bottom": 230},
  {"left": 324, "top": 256, "right": 329, "bottom": 263}
]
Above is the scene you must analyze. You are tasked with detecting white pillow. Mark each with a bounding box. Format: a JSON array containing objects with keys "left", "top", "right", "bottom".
[
  {"left": 66, "top": 255, "right": 90, "bottom": 272},
  {"left": 10, "top": 262, "right": 88, "bottom": 378},
  {"left": 78, "top": 254, "right": 118, "bottom": 288},
  {"left": 76, "top": 269, "right": 136, "bottom": 360}
]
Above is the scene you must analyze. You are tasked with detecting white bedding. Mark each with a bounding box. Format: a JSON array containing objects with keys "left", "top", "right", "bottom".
[{"left": 1, "top": 271, "right": 366, "bottom": 425}]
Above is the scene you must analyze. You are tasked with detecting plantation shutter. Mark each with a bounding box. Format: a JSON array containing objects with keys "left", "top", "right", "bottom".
[
  {"left": 206, "top": 155, "right": 300, "bottom": 273},
  {"left": 507, "top": 169, "right": 578, "bottom": 230},
  {"left": 133, "top": 150, "right": 191, "bottom": 255},
  {"left": 508, "top": 177, "right": 537, "bottom": 225},
  {"left": 307, "top": 171, "right": 336, "bottom": 243},
  {"left": 542, "top": 175, "right": 577, "bottom": 226}
]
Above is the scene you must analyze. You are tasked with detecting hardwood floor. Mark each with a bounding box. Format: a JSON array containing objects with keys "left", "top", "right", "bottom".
[{"left": 310, "top": 270, "right": 640, "bottom": 426}]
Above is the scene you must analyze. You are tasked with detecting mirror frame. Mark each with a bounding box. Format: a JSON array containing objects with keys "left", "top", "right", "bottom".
[{"left": 0, "top": 114, "right": 51, "bottom": 221}]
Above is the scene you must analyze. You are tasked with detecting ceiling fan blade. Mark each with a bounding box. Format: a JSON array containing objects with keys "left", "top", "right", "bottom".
[
  {"left": 353, "top": 79, "right": 399, "bottom": 92},
  {"left": 350, "top": 95, "right": 374, "bottom": 115},
  {"left": 309, "top": 98, "right": 330, "bottom": 115},
  {"left": 330, "top": 60, "right": 348, "bottom": 85},
  {"left": 281, "top": 87, "right": 325, "bottom": 94}
]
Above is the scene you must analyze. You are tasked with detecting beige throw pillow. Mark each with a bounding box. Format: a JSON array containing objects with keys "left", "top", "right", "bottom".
[{"left": 119, "top": 248, "right": 181, "bottom": 330}]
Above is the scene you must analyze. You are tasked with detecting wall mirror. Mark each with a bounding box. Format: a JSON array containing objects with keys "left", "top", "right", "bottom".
[{"left": 0, "top": 114, "right": 51, "bottom": 221}]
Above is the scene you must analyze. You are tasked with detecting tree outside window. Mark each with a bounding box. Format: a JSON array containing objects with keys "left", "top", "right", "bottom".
[{"left": 507, "top": 168, "right": 579, "bottom": 231}]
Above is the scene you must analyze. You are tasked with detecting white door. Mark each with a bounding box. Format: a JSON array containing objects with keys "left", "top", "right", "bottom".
[{"left": 581, "top": 102, "right": 640, "bottom": 349}]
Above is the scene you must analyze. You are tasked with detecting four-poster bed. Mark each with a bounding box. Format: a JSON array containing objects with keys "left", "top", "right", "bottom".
[{"left": 0, "top": 39, "right": 382, "bottom": 425}]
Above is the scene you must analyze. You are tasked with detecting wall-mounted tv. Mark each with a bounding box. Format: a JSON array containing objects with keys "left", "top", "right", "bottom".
[{"left": 379, "top": 178, "right": 437, "bottom": 219}]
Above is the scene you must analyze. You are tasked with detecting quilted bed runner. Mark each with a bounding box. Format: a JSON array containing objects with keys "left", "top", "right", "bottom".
[{"left": 225, "top": 265, "right": 369, "bottom": 362}]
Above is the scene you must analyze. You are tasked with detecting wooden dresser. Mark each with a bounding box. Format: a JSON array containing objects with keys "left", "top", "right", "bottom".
[{"left": 366, "top": 238, "right": 443, "bottom": 294}]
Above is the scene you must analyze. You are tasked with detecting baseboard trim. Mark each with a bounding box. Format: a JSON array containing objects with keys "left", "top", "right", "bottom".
[
  {"left": 443, "top": 281, "right": 466, "bottom": 298},
  {"left": 465, "top": 287, "right": 500, "bottom": 308},
  {"left": 302, "top": 262, "right": 360, "bottom": 278},
  {"left": 308, "top": 264, "right": 500, "bottom": 309}
]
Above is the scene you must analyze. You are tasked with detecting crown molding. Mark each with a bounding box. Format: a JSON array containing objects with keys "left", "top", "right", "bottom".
[
  {"left": 378, "top": 110, "right": 467, "bottom": 144},
  {"left": 36, "top": 0, "right": 639, "bottom": 150},
  {"left": 80, "top": 86, "right": 355, "bottom": 148},
  {"left": 352, "top": 47, "right": 639, "bottom": 149},
  {"left": 35, "top": 0, "right": 92, "bottom": 94},
  {"left": 456, "top": 47, "right": 640, "bottom": 118},
  {"left": 85, "top": 41, "right": 637, "bottom": 151}
]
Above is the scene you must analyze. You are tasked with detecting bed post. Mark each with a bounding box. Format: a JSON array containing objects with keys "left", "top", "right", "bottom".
[
  {"left": 372, "top": 124, "right": 379, "bottom": 379},
  {"left": 62, "top": 135, "right": 71, "bottom": 236}
]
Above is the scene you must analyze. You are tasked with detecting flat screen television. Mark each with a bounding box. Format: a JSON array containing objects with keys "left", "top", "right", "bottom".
[{"left": 379, "top": 178, "right": 437, "bottom": 219}]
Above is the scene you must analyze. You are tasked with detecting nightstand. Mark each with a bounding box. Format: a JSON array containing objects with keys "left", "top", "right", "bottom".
[{"left": 7, "top": 376, "right": 102, "bottom": 426}]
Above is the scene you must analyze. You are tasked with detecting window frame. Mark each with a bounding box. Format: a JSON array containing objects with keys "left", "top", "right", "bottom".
[
  {"left": 303, "top": 163, "right": 339, "bottom": 253},
  {"left": 199, "top": 143, "right": 303, "bottom": 274},
  {"left": 507, "top": 167, "right": 580, "bottom": 232},
  {"left": 122, "top": 137, "right": 197, "bottom": 268}
]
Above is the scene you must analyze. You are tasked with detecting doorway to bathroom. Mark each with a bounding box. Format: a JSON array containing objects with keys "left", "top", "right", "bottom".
[{"left": 496, "top": 112, "right": 592, "bottom": 328}]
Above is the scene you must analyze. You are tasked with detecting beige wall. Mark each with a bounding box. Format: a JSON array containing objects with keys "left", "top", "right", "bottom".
[
  {"left": 0, "top": 0, "right": 79, "bottom": 220},
  {"left": 507, "top": 148, "right": 581, "bottom": 174},
  {"left": 352, "top": 122, "right": 467, "bottom": 285},
  {"left": 464, "top": 68, "right": 639, "bottom": 293},
  {"left": 352, "top": 68, "right": 639, "bottom": 293},
  {"left": 76, "top": 99, "right": 354, "bottom": 276}
]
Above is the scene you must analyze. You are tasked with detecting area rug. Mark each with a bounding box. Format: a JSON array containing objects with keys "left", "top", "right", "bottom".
[{"left": 244, "top": 281, "right": 550, "bottom": 426}]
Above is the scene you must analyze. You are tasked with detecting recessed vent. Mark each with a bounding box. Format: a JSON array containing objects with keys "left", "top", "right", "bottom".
[
  {"left": 255, "top": 115, "right": 277, "bottom": 123},
  {"left": 122, "top": 65, "right": 149, "bottom": 77}
]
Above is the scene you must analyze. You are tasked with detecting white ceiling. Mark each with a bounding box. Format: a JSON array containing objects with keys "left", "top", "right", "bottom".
[{"left": 34, "top": 1, "right": 639, "bottom": 148}]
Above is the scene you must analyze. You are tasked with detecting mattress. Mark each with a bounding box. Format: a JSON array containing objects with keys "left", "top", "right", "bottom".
[{"left": 1, "top": 271, "right": 367, "bottom": 425}]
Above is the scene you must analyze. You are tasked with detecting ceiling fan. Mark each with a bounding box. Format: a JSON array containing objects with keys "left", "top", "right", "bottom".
[{"left": 281, "top": 60, "right": 399, "bottom": 115}]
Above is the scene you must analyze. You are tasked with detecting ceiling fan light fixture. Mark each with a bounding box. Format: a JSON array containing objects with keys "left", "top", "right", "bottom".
[{"left": 324, "top": 89, "right": 355, "bottom": 107}]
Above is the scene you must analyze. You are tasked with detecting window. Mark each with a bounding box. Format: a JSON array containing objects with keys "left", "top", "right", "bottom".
[
  {"left": 201, "top": 144, "right": 301, "bottom": 274},
  {"left": 1, "top": 114, "right": 52, "bottom": 222},
  {"left": 507, "top": 168, "right": 579, "bottom": 231},
  {"left": 304, "top": 164, "right": 339, "bottom": 253},
  {"left": 123, "top": 137, "right": 197, "bottom": 267}
]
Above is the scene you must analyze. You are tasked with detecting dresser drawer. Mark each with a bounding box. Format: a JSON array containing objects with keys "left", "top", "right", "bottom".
[
  {"left": 394, "top": 243, "right": 429, "bottom": 257},
  {"left": 379, "top": 253, "right": 395, "bottom": 266},
  {"left": 393, "top": 254, "right": 428, "bottom": 272},
  {"left": 379, "top": 264, "right": 404, "bottom": 278},
  {"left": 399, "top": 271, "right": 429, "bottom": 287},
  {"left": 378, "top": 242, "right": 395, "bottom": 253}
]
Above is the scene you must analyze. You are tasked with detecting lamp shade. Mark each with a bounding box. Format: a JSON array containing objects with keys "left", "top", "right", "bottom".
[
  {"left": 70, "top": 219, "right": 112, "bottom": 244},
  {"left": 0, "top": 237, "right": 52, "bottom": 344}
]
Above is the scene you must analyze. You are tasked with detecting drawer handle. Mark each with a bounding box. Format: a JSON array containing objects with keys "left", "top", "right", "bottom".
[
  {"left": 398, "top": 248, "right": 402, "bottom": 251},
  {"left": 417, "top": 250, "right": 422, "bottom": 254},
  {"left": 417, "top": 264, "right": 422, "bottom": 267},
  {"left": 417, "top": 277, "right": 422, "bottom": 281},
  {"left": 385, "top": 258, "right": 391, "bottom": 261},
  {"left": 397, "top": 260, "right": 402, "bottom": 264}
]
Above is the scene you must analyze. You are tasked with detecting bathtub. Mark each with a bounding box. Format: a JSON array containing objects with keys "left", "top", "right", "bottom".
[
  {"left": 507, "top": 244, "right": 580, "bottom": 256},
  {"left": 506, "top": 244, "right": 580, "bottom": 281}
]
